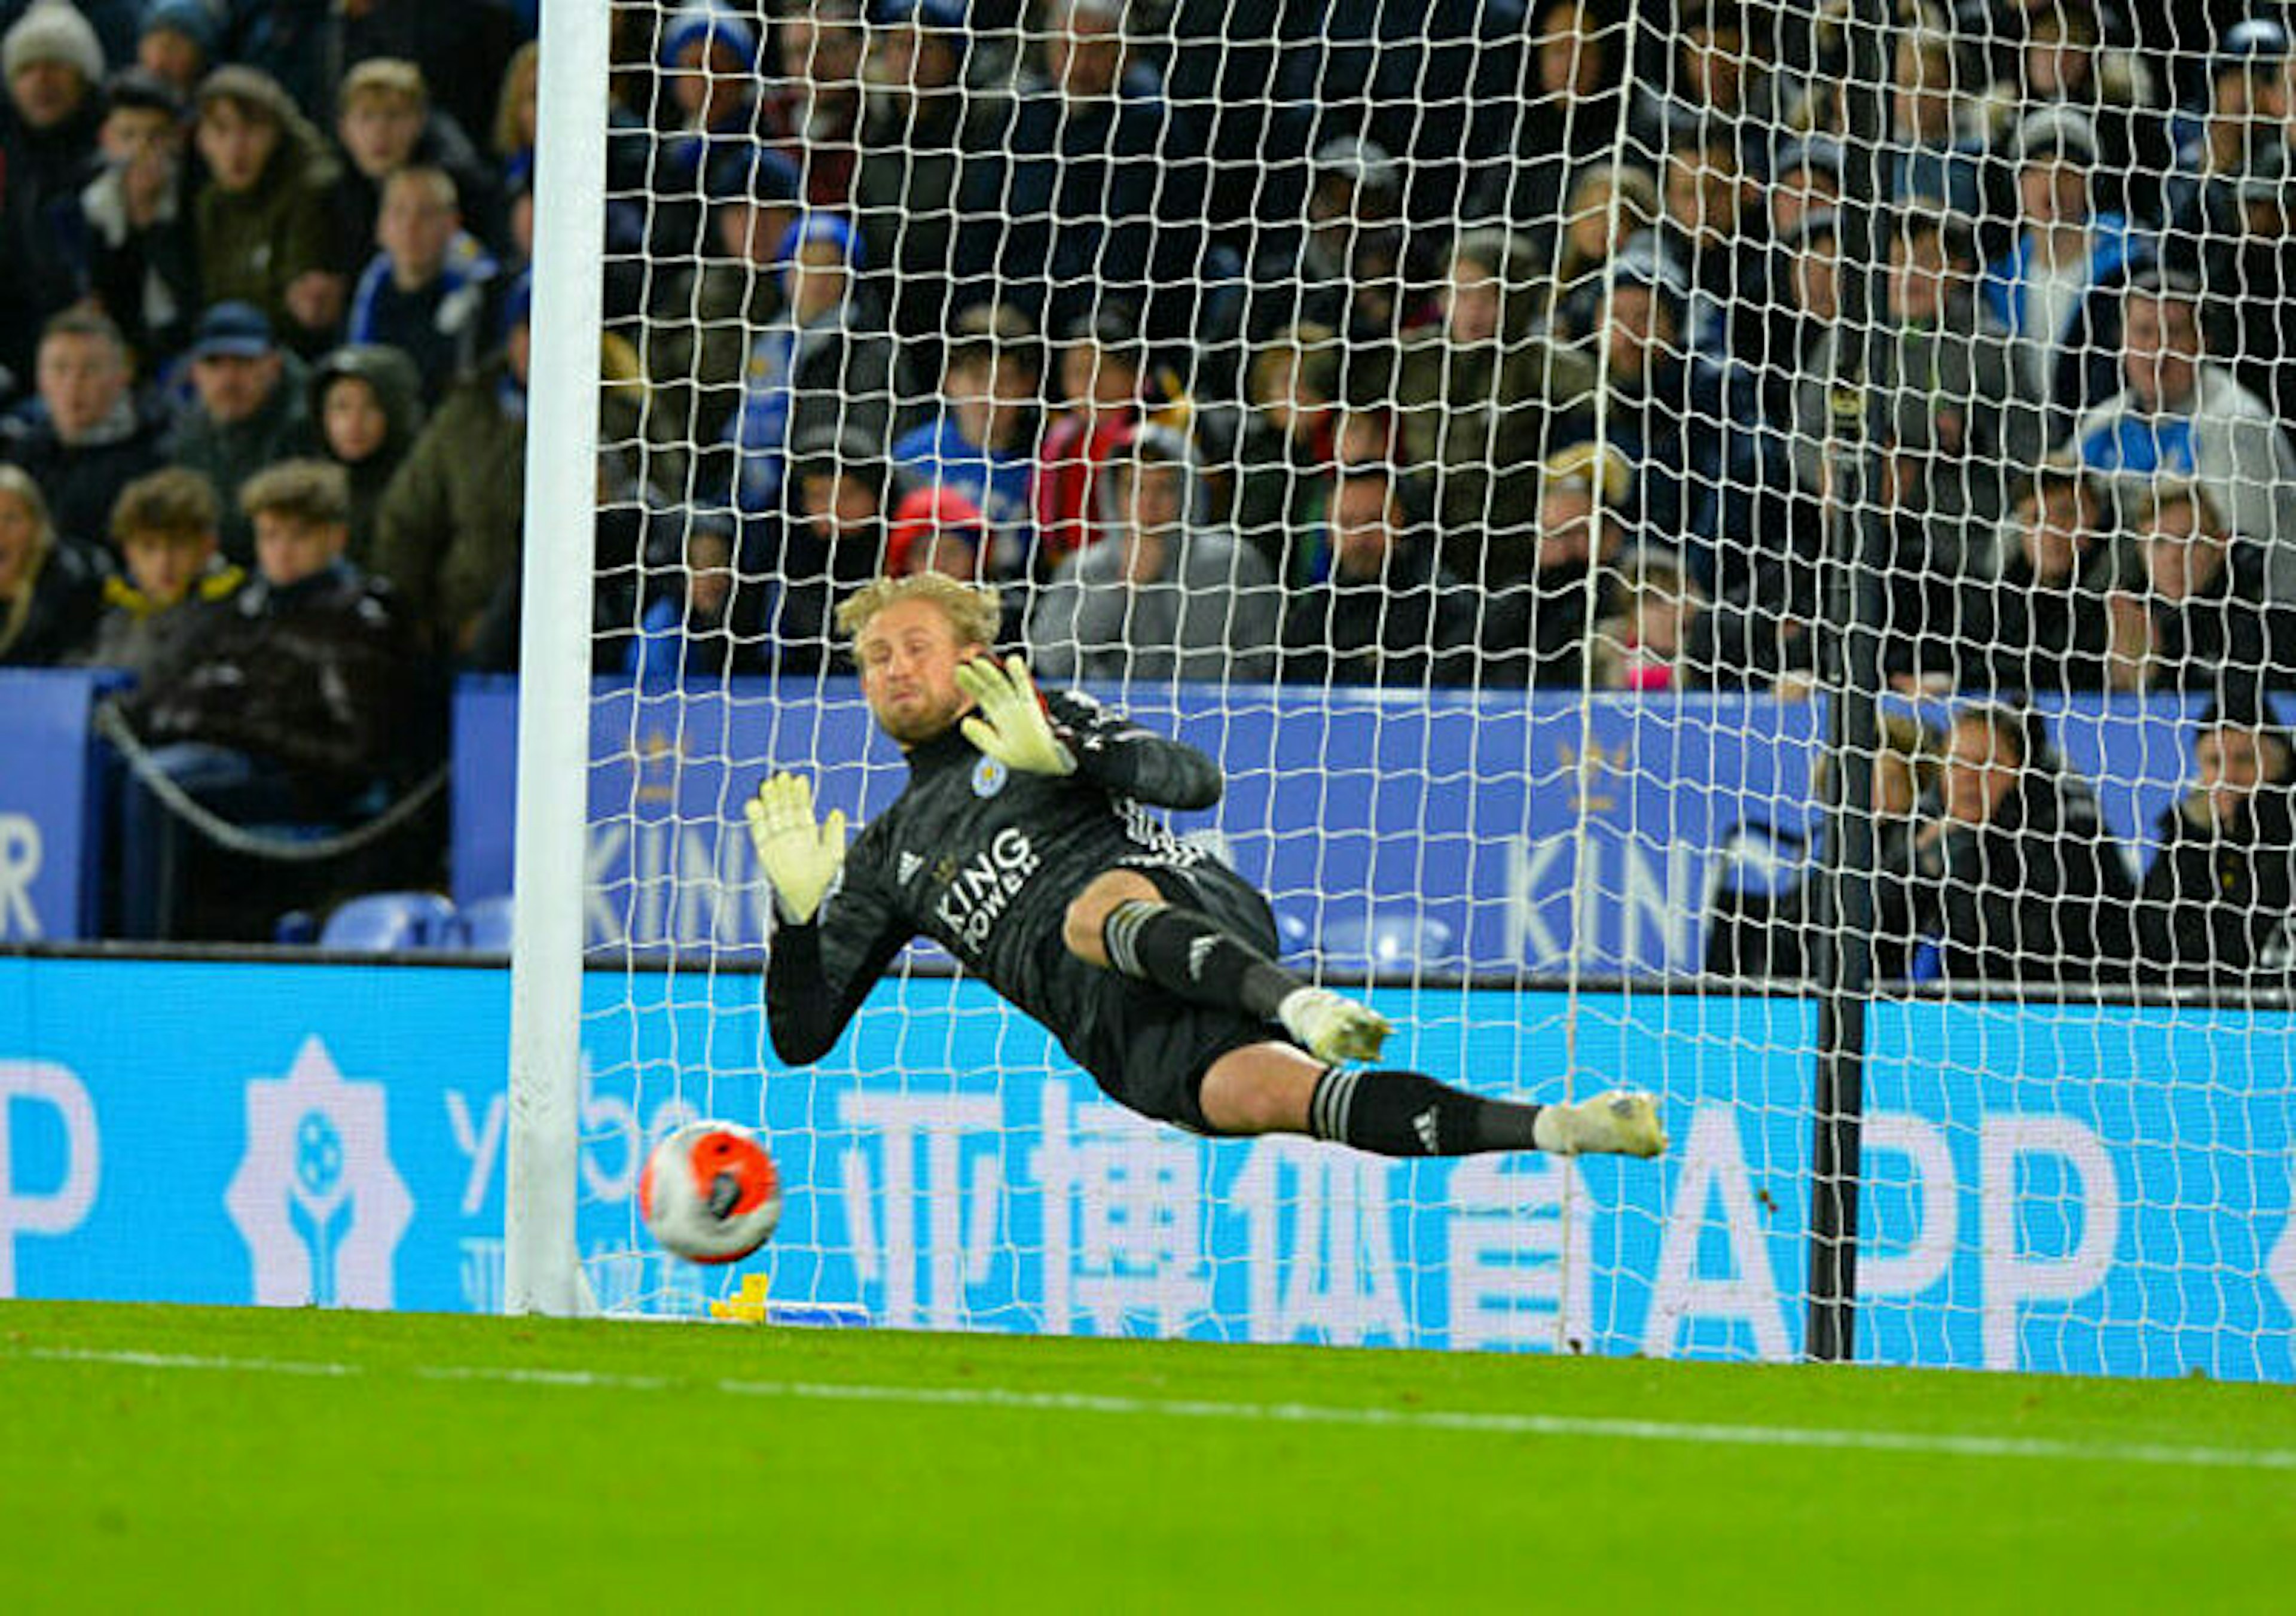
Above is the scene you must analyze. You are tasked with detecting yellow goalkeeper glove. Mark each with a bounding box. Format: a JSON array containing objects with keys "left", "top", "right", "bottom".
[
  {"left": 955, "top": 654, "right": 1077, "bottom": 777},
  {"left": 744, "top": 772, "right": 847, "bottom": 924}
]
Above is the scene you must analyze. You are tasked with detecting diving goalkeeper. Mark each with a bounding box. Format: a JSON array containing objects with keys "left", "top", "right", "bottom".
[{"left": 751, "top": 574, "right": 1666, "bottom": 1161}]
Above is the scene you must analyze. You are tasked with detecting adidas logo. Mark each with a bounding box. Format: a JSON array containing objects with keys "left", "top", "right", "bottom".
[
  {"left": 1412, "top": 1106, "right": 1442, "bottom": 1154},
  {"left": 897, "top": 851, "right": 924, "bottom": 885}
]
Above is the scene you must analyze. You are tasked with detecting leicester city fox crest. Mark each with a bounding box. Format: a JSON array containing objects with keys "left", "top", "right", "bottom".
[{"left": 972, "top": 755, "right": 1009, "bottom": 798}]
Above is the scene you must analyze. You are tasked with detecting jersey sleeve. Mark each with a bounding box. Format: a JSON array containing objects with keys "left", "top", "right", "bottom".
[
  {"left": 764, "top": 852, "right": 913, "bottom": 1066},
  {"left": 1043, "top": 688, "right": 1223, "bottom": 810}
]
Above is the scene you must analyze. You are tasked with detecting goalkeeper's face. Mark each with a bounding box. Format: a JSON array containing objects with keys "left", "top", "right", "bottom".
[{"left": 856, "top": 598, "right": 979, "bottom": 745}]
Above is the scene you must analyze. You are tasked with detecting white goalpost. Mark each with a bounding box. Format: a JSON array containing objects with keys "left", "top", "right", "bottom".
[{"left": 501, "top": 0, "right": 2296, "bottom": 1379}]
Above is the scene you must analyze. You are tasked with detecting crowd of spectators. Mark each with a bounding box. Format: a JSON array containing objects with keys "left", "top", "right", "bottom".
[{"left": 0, "top": 0, "right": 2292, "bottom": 969}]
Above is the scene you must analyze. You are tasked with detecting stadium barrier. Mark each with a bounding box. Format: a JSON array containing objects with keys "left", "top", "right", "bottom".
[
  {"left": 451, "top": 678, "right": 2263, "bottom": 974},
  {"left": 2, "top": 952, "right": 2287, "bottom": 1380},
  {"left": 9, "top": 670, "right": 2282, "bottom": 973}
]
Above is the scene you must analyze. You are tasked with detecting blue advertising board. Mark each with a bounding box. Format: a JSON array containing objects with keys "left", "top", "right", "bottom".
[
  {"left": 4, "top": 956, "right": 2289, "bottom": 1380},
  {"left": 0, "top": 670, "right": 124, "bottom": 943},
  {"left": 451, "top": 680, "right": 2250, "bottom": 976}
]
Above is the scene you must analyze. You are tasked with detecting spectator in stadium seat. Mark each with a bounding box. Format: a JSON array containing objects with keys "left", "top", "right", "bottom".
[
  {"left": 1909, "top": 702, "right": 2137, "bottom": 983},
  {"left": 2161, "top": 19, "right": 2291, "bottom": 246},
  {"left": 309, "top": 343, "right": 423, "bottom": 571},
  {"left": 1477, "top": 442, "right": 1632, "bottom": 690},
  {"left": 1957, "top": 457, "right": 2123, "bottom": 694},
  {"left": 1029, "top": 423, "right": 1280, "bottom": 687},
  {"left": 166, "top": 302, "right": 315, "bottom": 566},
  {"left": 0, "top": 309, "right": 168, "bottom": 553},
  {"left": 0, "top": 1, "right": 106, "bottom": 385},
  {"left": 1766, "top": 135, "right": 1844, "bottom": 243},
  {"left": 952, "top": 0, "right": 1199, "bottom": 344},
  {"left": 1867, "top": 205, "right": 2046, "bottom": 668},
  {"left": 1031, "top": 303, "right": 1152, "bottom": 578},
  {"left": 328, "top": 58, "right": 500, "bottom": 273},
  {"left": 723, "top": 212, "right": 910, "bottom": 525},
  {"left": 2135, "top": 690, "right": 2296, "bottom": 986},
  {"left": 1278, "top": 459, "right": 1477, "bottom": 688},
  {"left": 852, "top": 0, "right": 976, "bottom": 355},
  {"left": 1461, "top": 0, "right": 1626, "bottom": 237},
  {"left": 1244, "top": 134, "right": 1409, "bottom": 355},
  {"left": 72, "top": 68, "right": 200, "bottom": 366},
  {"left": 2173, "top": 138, "right": 2296, "bottom": 423},
  {"left": 192, "top": 66, "right": 346, "bottom": 353},
  {"left": 767, "top": 423, "right": 899, "bottom": 673},
  {"left": 1544, "top": 161, "right": 1663, "bottom": 345},
  {"left": 1975, "top": 2, "right": 2169, "bottom": 225},
  {"left": 1592, "top": 551, "right": 1707, "bottom": 693},
  {"left": 1578, "top": 236, "right": 1780, "bottom": 607},
  {"left": 758, "top": 0, "right": 865, "bottom": 210},
  {"left": 114, "top": 460, "right": 432, "bottom": 940},
  {"left": 639, "top": 147, "right": 804, "bottom": 464},
  {"left": 626, "top": 520, "right": 755, "bottom": 685},
  {"left": 890, "top": 303, "right": 1040, "bottom": 582},
  {"left": 648, "top": 2, "right": 774, "bottom": 263},
  {"left": 1780, "top": 208, "right": 1848, "bottom": 475},
  {"left": 1626, "top": 1, "right": 1784, "bottom": 163},
  {"left": 1703, "top": 714, "right": 1938, "bottom": 982},
  {"left": 1659, "top": 126, "right": 1773, "bottom": 368},
  {"left": 73, "top": 466, "right": 243, "bottom": 678},
  {"left": 344, "top": 166, "right": 500, "bottom": 405},
  {"left": 1229, "top": 322, "right": 1341, "bottom": 578},
  {"left": 886, "top": 483, "right": 991, "bottom": 582},
  {"left": 2105, "top": 479, "right": 2296, "bottom": 693},
  {"left": 135, "top": 0, "right": 216, "bottom": 102},
  {"left": 1883, "top": 26, "right": 1989, "bottom": 221},
  {"left": 2072, "top": 270, "right": 2296, "bottom": 603},
  {"left": 1387, "top": 226, "right": 1595, "bottom": 588},
  {"left": 0, "top": 463, "right": 104, "bottom": 666},
  {"left": 1981, "top": 107, "right": 2145, "bottom": 438},
  {"left": 489, "top": 39, "right": 538, "bottom": 198},
  {"left": 337, "top": 0, "right": 520, "bottom": 142},
  {"left": 373, "top": 275, "right": 529, "bottom": 657}
]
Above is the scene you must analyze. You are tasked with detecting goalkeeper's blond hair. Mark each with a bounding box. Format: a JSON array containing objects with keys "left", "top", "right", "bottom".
[{"left": 836, "top": 572, "right": 1002, "bottom": 650}]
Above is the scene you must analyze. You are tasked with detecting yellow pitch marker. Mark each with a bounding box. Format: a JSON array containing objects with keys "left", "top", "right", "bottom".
[{"left": 708, "top": 1272, "right": 773, "bottom": 1323}]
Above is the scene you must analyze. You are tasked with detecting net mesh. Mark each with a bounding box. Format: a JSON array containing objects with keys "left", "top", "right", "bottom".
[{"left": 549, "top": 0, "right": 2296, "bottom": 1374}]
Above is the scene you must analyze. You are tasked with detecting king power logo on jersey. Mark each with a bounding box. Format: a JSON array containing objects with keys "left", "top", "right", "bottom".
[{"left": 224, "top": 1036, "right": 413, "bottom": 1307}]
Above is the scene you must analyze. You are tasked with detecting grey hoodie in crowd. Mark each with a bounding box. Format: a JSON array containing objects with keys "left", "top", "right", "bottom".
[{"left": 1028, "top": 425, "right": 1281, "bottom": 685}]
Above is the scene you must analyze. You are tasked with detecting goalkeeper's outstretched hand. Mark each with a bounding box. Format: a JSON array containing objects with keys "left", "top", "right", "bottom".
[
  {"left": 745, "top": 772, "right": 846, "bottom": 923},
  {"left": 955, "top": 655, "right": 1077, "bottom": 777}
]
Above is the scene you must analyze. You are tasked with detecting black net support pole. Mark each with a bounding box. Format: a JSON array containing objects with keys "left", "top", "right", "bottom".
[{"left": 1805, "top": 0, "right": 1896, "bottom": 1365}]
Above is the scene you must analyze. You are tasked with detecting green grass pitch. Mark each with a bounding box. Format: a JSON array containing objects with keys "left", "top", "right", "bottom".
[{"left": 3, "top": 1300, "right": 2290, "bottom": 1611}]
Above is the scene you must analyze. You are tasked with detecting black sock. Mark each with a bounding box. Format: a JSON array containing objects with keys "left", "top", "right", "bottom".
[
  {"left": 1309, "top": 1067, "right": 1543, "bottom": 1157},
  {"left": 1101, "top": 900, "right": 1303, "bottom": 1020}
]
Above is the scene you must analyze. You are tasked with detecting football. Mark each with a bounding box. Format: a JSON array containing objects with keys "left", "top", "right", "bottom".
[{"left": 638, "top": 1121, "right": 782, "bottom": 1264}]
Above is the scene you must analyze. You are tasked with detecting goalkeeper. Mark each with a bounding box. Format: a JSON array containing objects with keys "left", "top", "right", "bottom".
[{"left": 751, "top": 574, "right": 1665, "bottom": 1161}]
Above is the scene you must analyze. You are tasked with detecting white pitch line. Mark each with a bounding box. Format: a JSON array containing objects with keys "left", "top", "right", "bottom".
[{"left": 16, "top": 1344, "right": 2296, "bottom": 1474}]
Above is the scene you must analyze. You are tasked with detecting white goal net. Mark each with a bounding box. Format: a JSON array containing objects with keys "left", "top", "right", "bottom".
[{"left": 512, "top": 0, "right": 2296, "bottom": 1377}]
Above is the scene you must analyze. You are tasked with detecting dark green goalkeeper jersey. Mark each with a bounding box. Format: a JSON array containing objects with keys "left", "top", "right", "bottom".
[{"left": 764, "top": 690, "right": 1244, "bottom": 1086}]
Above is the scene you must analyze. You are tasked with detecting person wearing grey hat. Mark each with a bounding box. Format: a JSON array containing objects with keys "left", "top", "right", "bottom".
[
  {"left": 1980, "top": 98, "right": 2146, "bottom": 436},
  {"left": 2163, "top": 17, "right": 2293, "bottom": 240},
  {"left": 0, "top": 0, "right": 108, "bottom": 380},
  {"left": 1245, "top": 129, "right": 1407, "bottom": 346}
]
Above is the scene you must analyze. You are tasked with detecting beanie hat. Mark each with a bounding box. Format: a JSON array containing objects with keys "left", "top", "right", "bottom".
[
  {"left": 4, "top": 1, "right": 104, "bottom": 86},
  {"left": 142, "top": 0, "right": 221, "bottom": 59}
]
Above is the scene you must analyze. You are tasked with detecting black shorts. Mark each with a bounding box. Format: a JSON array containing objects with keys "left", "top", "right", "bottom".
[{"left": 1063, "top": 860, "right": 1292, "bottom": 1135}]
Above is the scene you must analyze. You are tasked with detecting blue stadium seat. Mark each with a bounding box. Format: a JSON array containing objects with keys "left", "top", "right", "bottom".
[
  {"left": 1318, "top": 912, "right": 1458, "bottom": 977},
  {"left": 456, "top": 894, "right": 516, "bottom": 953},
  {"left": 1272, "top": 906, "right": 1313, "bottom": 962},
  {"left": 319, "top": 891, "right": 459, "bottom": 952}
]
